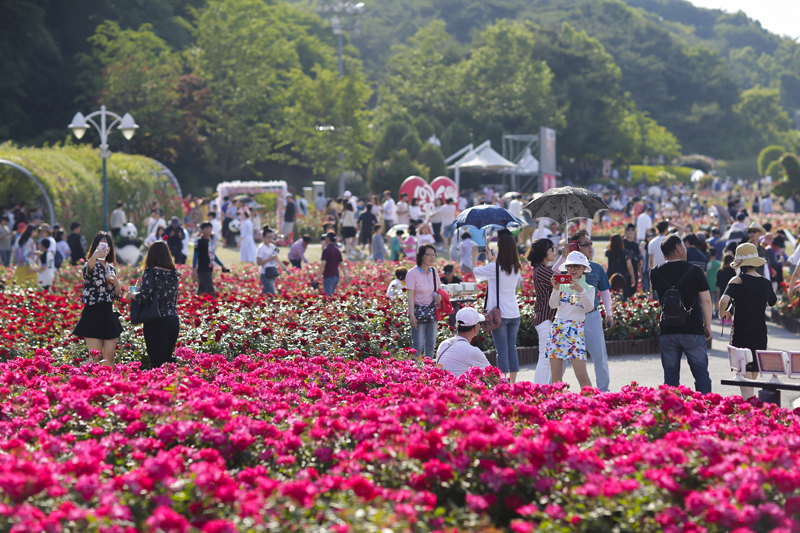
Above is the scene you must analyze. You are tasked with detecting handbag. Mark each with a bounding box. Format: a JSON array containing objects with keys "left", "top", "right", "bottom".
[
  {"left": 413, "top": 268, "right": 438, "bottom": 324},
  {"left": 263, "top": 266, "right": 280, "bottom": 279},
  {"left": 130, "top": 292, "right": 161, "bottom": 325},
  {"left": 480, "top": 262, "right": 502, "bottom": 331}
]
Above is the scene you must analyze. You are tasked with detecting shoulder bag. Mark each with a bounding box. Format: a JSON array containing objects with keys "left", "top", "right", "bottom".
[
  {"left": 480, "top": 262, "right": 502, "bottom": 331},
  {"left": 130, "top": 272, "right": 162, "bottom": 324},
  {"left": 413, "top": 268, "right": 438, "bottom": 323}
]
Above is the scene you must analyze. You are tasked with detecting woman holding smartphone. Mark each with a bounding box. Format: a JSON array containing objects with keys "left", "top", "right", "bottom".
[
  {"left": 470, "top": 232, "right": 523, "bottom": 383},
  {"left": 72, "top": 232, "right": 123, "bottom": 366},
  {"left": 123, "top": 241, "right": 180, "bottom": 368}
]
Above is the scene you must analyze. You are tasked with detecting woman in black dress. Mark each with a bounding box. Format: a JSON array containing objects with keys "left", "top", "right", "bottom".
[
  {"left": 124, "top": 241, "right": 181, "bottom": 368},
  {"left": 719, "top": 242, "right": 777, "bottom": 400},
  {"left": 604, "top": 234, "right": 636, "bottom": 300},
  {"left": 72, "top": 232, "right": 123, "bottom": 366}
]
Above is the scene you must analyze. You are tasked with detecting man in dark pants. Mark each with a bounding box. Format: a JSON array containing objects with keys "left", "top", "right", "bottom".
[
  {"left": 649, "top": 234, "right": 713, "bottom": 393},
  {"left": 192, "top": 222, "right": 228, "bottom": 294}
]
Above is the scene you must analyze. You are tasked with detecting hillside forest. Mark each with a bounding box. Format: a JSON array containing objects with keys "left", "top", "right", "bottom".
[{"left": 2, "top": 0, "right": 800, "bottom": 193}]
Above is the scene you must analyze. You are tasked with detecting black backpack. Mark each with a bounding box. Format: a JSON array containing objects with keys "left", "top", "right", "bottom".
[
  {"left": 653, "top": 267, "right": 695, "bottom": 327},
  {"left": 54, "top": 249, "right": 63, "bottom": 269}
]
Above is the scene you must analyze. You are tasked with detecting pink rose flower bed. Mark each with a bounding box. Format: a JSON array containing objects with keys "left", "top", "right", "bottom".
[{"left": 3, "top": 349, "right": 800, "bottom": 532}]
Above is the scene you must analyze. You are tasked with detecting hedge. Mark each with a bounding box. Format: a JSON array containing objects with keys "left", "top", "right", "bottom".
[{"left": 0, "top": 142, "right": 182, "bottom": 237}]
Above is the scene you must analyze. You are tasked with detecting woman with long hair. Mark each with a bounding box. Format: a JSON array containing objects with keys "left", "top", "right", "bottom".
[
  {"left": 239, "top": 209, "right": 257, "bottom": 263},
  {"left": 12, "top": 225, "right": 37, "bottom": 285},
  {"left": 605, "top": 233, "right": 635, "bottom": 300},
  {"left": 72, "top": 232, "right": 123, "bottom": 366},
  {"left": 124, "top": 241, "right": 180, "bottom": 368},
  {"left": 340, "top": 203, "right": 357, "bottom": 256},
  {"left": 406, "top": 244, "right": 442, "bottom": 359},
  {"left": 471, "top": 233, "right": 523, "bottom": 383},
  {"left": 526, "top": 238, "right": 557, "bottom": 384}
]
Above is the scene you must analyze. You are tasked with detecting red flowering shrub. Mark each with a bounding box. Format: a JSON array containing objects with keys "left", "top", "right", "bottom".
[{"left": 1, "top": 351, "right": 800, "bottom": 531}]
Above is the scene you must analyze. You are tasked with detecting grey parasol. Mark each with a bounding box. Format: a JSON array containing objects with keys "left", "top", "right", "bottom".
[{"left": 522, "top": 186, "right": 609, "bottom": 225}]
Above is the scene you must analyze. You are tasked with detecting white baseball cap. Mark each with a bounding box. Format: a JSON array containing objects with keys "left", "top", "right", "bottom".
[
  {"left": 343, "top": 190, "right": 352, "bottom": 197},
  {"left": 560, "top": 251, "right": 592, "bottom": 272},
  {"left": 456, "top": 307, "right": 485, "bottom": 327}
]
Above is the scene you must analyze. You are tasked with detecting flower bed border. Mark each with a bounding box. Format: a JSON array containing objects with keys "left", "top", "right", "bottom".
[{"left": 771, "top": 308, "right": 800, "bottom": 334}]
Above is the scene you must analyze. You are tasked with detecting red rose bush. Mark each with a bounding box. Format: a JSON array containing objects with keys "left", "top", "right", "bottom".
[{"left": 1, "top": 262, "right": 800, "bottom": 531}]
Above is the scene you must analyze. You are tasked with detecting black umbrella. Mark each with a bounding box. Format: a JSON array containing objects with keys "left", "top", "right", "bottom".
[{"left": 523, "top": 186, "right": 609, "bottom": 225}]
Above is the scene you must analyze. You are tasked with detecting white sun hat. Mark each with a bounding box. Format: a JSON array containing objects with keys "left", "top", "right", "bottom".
[{"left": 559, "top": 251, "right": 592, "bottom": 272}]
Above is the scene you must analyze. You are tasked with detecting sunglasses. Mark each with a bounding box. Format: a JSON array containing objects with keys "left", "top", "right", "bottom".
[
  {"left": 748, "top": 229, "right": 761, "bottom": 234},
  {"left": 565, "top": 264, "right": 583, "bottom": 270},
  {"left": 579, "top": 242, "right": 592, "bottom": 248}
]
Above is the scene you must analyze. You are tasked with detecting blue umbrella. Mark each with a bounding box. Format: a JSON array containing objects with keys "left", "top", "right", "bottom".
[{"left": 452, "top": 204, "right": 525, "bottom": 231}]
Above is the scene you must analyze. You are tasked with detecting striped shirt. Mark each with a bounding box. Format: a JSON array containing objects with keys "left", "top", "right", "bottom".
[{"left": 532, "top": 262, "right": 557, "bottom": 326}]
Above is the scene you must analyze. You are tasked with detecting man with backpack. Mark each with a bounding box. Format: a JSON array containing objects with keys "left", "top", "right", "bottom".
[{"left": 649, "top": 234, "right": 713, "bottom": 393}]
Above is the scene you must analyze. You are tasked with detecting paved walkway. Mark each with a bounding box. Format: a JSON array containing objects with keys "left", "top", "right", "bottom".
[{"left": 517, "top": 317, "right": 800, "bottom": 409}]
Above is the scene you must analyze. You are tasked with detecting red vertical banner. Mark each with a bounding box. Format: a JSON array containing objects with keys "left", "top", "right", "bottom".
[{"left": 541, "top": 173, "right": 557, "bottom": 192}]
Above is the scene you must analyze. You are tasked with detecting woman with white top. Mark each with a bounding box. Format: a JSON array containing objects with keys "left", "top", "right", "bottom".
[
  {"left": 256, "top": 226, "right": 290, "bottom": 294},
  {"left": 470, "top": 233, "right": 523, "bottom": 383},
  {"left": 546, "top": 251, "right": 595, "bottom": 389},
  {"left": 417, "top": 224, "right": 436, "bottom": 248},
  {"left": 340, "top": 203, "right": 358, "bottom": 256},
  {"left": 238, "top": 210, "right": 257, "bottom": 263},
  {"left": 409, "top": 198, "right": 422, "bottom": 225}
]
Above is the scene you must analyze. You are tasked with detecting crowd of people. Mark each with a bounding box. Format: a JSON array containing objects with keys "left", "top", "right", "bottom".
[{"left": 1, "top": 179, "right": 797, "bottom": 393}]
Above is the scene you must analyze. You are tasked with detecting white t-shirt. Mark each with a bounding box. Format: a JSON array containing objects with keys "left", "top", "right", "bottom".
[
  {"left": 386, "top": 279, "right": 405, "bottom": 298},
  {"left": 147, "top": 218, "right": 166, "bottom": 237},
  {"left": 508, "top": 199, "right": 522, "bottom": 218},
  {"left": 382, "top": 198, "right": 396, "bottom": 221},
  {"left": 417, "top": 234, "right": 435, "bottom": 247},
  {"left": 458, "top": 197, "right": 468, "bottom": 210},
  {"left": 648, "top": 235, "right": 665, "bottom": 267},
  {"left": 396, "top": 201, "right": 410, "bottom": 224},
  {"left": 458, "top": 239, "right": 474, "bottom": 267},
  {"left": 436, "top": 337, "right": 491, "bottom": 376},
  {"left": 256, "top": 242, "right": 277, "bottom": 274},
  {"left": 636, "top": 212, "right": 653, "bottom": 241},
  {"left": 472, "top": 263, "right": 522, "bottom": 318},
  {"left": 56, "top": 240, "right": 70, "bottom": 262},
  {"left": 409, "top": 205, "right": 421, "bottom": 221},
  {"left": 440, "top": 204, "right": 456, "bottom": 226},
  {"left": 38, "top": 250, "right": 56, "bottom": 287}
]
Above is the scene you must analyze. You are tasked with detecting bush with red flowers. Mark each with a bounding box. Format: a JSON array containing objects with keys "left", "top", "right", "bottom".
[{"left": 2, "top": 350, "right": 800, "bottom": 532}]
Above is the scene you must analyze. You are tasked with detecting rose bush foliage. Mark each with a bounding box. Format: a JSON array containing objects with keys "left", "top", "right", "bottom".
[{"left": 3, "top": 350, "right": 800, "bottom": 532}]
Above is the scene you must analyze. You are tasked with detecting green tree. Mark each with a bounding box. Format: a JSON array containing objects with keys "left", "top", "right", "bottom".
[
  {"left": 385, "top": 21, "right": 463, "bottom": 126},
  {"left": 367, "top": 149, "right": 427, "bottom": 194},
  {"left": 373, "top": 120, "right": 416, "bottom": 162},
  {"left": 457, "top": 21, "right": 564, "bottom": 137},
  {"left": 734, "top": 86, "right": 792, "bottom": 154},
  {"left": 80, "top": 22, "right": 185, "bottom": 162},
  {"left": 440, "top": 120, "right": 472, "bottom": 157},
  {"left": 757, "top": 145, "right": 785, "bottom": 176},
  {"left": 774, "top": 153, "right": 800, "bottom": 199},
  {"left": 416, "top": 143, "right": 447, "bottom": 179},
  {"left": 192, "top": 0, "right": 371, "bottom": 182},
  {"left": 764, "top": 159, "right": 782, "bottom": 179}
]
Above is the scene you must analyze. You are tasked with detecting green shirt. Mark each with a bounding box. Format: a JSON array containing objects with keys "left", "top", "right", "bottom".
[{"left": 706, "top": 259, "right": 721, "bottom": 289}]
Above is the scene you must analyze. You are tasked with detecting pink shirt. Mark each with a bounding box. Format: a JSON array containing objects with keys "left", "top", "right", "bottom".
[{"left": 405, "top": 266, "right": 438, "bottom": 306}]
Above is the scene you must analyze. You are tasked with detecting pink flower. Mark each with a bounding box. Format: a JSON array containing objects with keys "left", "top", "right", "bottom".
[{"left": 145, "top": 506, "right": 189, "bottom": 533}]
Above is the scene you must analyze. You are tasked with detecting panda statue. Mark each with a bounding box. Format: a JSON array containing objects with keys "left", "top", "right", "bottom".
[
  {"left": 117, "top": 223, "right": 142, "bottom": 265},
  {"left": 228, "top": 218, "right": 242, "bottom": 234}
]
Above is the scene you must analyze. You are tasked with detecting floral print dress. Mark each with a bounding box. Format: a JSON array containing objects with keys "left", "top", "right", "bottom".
[{"left": 545, "top": 282, "right": 595, "bottom": 361}]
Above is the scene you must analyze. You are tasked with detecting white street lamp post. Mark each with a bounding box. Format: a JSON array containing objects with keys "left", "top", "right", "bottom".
[
  {"left": 318, "top": 1, "right": 365, "bottom": 196},
  {"left": 68, "top": 105, "right": 138, "bottom": 231}
]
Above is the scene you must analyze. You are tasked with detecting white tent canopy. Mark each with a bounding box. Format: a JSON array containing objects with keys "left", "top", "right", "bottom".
[
  {"left": 511, "top": 146, "right": 539, "bottom": 175},
  {"left": 446, "top": 140, "right": 522, "bottom": 190}
]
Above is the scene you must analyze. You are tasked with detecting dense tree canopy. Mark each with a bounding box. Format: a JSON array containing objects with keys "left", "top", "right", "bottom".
[{"left": 2, "top": 0, "right": 800, "bottom": 190}]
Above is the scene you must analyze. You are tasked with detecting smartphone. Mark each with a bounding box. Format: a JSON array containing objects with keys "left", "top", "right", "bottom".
[
  {"left": 478, "top": 245, "right": 486, "bottom": 253},
  {"left": 555, "top": 274, "right": 572, "bottom": 284},
  {"left": 568, "top": 240, "right": 579, "bottom": 253},
  {"left": 97, "top": 242, "right": 109, "bottom": 253}
]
